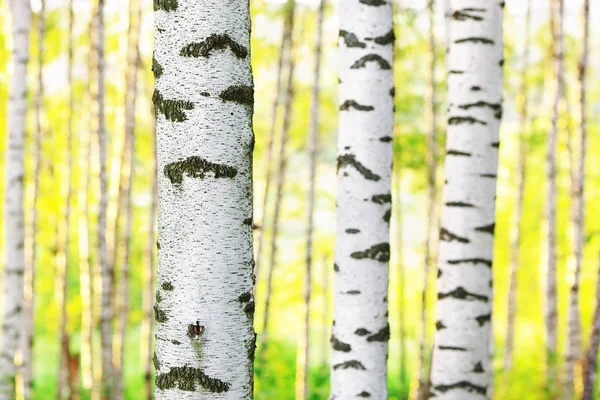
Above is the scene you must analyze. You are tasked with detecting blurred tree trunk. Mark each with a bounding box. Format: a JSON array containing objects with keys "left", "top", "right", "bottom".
[
  {"left": 395, "top": 162, "right": 406, "bottom": 400},
  {"left": 321, "top": 255, "right": 329, "bottom": 369},
  {"left": 582, "top": 252, "right": 600, "bottom": 400},
  {"left": 429, "top": 2, "right": 503, "bottom": 399},
  {"left": 416, "top": 2, "right": 437, "bottom": 399},
  {"left": 254, "top": 2, "right": 292, "bottom": 290},
  {"left": 296, "top": 2, "right": 324, "bottom": 399},
  {"left": 56, "top": 0, "right": 75, "bottom": 397},
  {"left": 23, "top": 0, "right": 44, "bottom": 397},
  {"left": 504, "top": 0, "right": 531, "bottom": 373},
  {"left": 259, "top": 0, "right": 296, "bottom": 363},
  {"left": 67, "top": 342, "right": 80, "bottom": 400},
  {"left": 330, "top": 1, "right": 394, "bottom": 399},
  {"left": 0, "top": 0, "right": 31, "bottom": 398},
  {"left": 113, "top": 0, "right": 142, "bottom": 397},
  {"left": 152, "top": 0, "right": 255, "bottom": 397}
]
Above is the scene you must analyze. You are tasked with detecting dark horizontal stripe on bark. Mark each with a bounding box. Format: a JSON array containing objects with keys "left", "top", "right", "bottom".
[
  {"left": 219, "top": 85, "right": 254, "bottom": 108},
  {"left": 440, "top": 228, "right": 469, "bottom": 243},
  {"left": 475, "top": 223, "right": 495, "bottom": 235},
  {"left": 164, "top": 156, "right": 238, "bottom": 186},
  {"left": 445, "top": 201, "right": 475, "bottom": 208},
  {"left": 454, "top": 37, "right": 495, "bottom": 45},
  {"left": 480, "top": 173, "right": 497, "bottom": 178},
  {"left": 458, "top": 101, "right": 501, "bottom": 117},
  {"left": 154, "top": 305, "right": 168, "bottom": 323},
  {"left": 372, "top": 193, "right": 392, "bottom": 204},
  {"left": 161, "top": 282, "right": 174, "bottom": 291},
  {"left": 475, "top": 313, "right": 491, "bottom": 326},
  {"left": 471, "top": 86, "right": 482, "bottom": 91},
  {"left": 351, "top": 54, "right": 391, "bottom": 70},
  {"left": 436, "top": 321, "right": 447, "bottom": 330},
  {"left": 351, "top": 243, "right": 390, "bottom": 262},
  {"left": 337, "top": 154, "right": 381, "bottom": 181},
  {"left": 448, "top": 116, "right": 487, "bottom": 125},
  {"left": 333, "top": 360, "right": 367, "bottom": 370},
  {"left": 447, "top": 258, "right": 492, "bottom": 268},
  {"left": 366, "top": 29, "right": 395, "bottom": 45},
  {"left": 153, "top": 90, "right": 194, "bottom": 122},
  {"left": 379, "top": 136, "right": 393, "bottom": 142},
  {"left": 366, "top": 325, "right": 390, "bottom": 342},
  {"left": 154, "top": 0, "right": 177, "bottom": 11},
  {"left": 152, "top": 57, "right": 163, "bottom": 78},
  {"left": 447, "top": 150, "right": 472, "bottom": 157},
  {"left": 355, "top": 328, "right": 371, "bottom": 336},
  {"left": 339, "top": 30, "right": 366, "bottom": 48},
  {"left": 155, "top": 365, "right": 230, "bottom": 392},
  {"left": 200, "top": 91, "right": 210, "bottom": 97},
  {"left": 383, "top": 209, "right": 391, "bottom": 223},
  {"left": 438, "top": 345, "right": 467, "bottom": 351},
  {"left": 344, "top": 290, "right": 361, "bottom": 295},
  {"left": 434, "top": 381, "right": 486, "bottom": 395},
  {"left": 345, "top": 228, "right": 360, "bottom": 234},
  {"left": 449, "top": 70, "right": 465, "bottom": 75},
  {"left": 331, "top": 335, "right": 352, "bottom": 352},
  {"left": 340, "top": 100, "right": 374, "bottom": 111},
  {"left": 452, "top": 8, "right": 485, "bottom": 21},
  {"left": 359, "top": 0, "right": 386, "bottom": 6},
  {"left": 473, "top": 362, "right": 485, "bottom": 373},
  {"left": 358, "top": 391, "right": 371, "bottom": 398},
  {"left": 438, "top": 287, "right": 489, "bottom": 302},
  {"left": 491, "top": 142, "right": 500, "bottom": 148},
  {"left": 180, "top": 34, "right": 248, "bottom": 59}
]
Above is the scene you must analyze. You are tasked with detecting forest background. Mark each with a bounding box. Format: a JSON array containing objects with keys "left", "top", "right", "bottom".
[{"left": 0, "top": 0, "right": 599, "bottom": 399}]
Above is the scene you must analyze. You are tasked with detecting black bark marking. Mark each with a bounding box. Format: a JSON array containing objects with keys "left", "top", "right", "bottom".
[
  {"left": 337, "top": 154, "right": 381, "bottom": 181},
  {"left": 359, "top": 0, "right": 386, "bottom": 5},
  {"left": 351, "top": 243, "right": 390, "bottom": 262},
  {"left": 445, "top": 201, "right": 475, "bottom": 208},
  {"left": 438, "top": 345, "right": 468, "bottom": 351},
  {"left": 155, "top": 366, "right": 230, "bottom": 392},
  {"left": 471, "top": 86, "right": 482, "bottom": 91},
  {"left": 157, "top": 241, "right": 161, "bottom": 250},
  {"left": 499, "top": 59, "right": 505, "bottom": 67},
  {"left": 339, "top": 30, "right": 366, "bottom": 48},
  {"left": 473, "top": 362, "right": 485, "bottom": 373},
  {"left": 475, "top": 223, "right": 495, "bottom": 235},
  {"left": 243, "top": 301, "right": 255, "bottom": 317},
  {"left": 154, "top": 0, "right": 177, "bottom": 11},
  {"left": 358, "top": 391, "right": 371, "bottom": 397},
  {"left": 438, "top": 287, "right": 489, "bottom": 302},
  {"left": 351, "top": 54, "right": 391, "bottom": 70},
  {"left": 334, "top": 263, "right": 340, "bottom": 272},
  {"left": 154, "top": 305, "right": 168, "bottom": 323},
  {"left": 152, "top": 57, "right": 163, "bottom": 78},
  {"left": 200, "top": 91, "right": 210, "bottom": 97},
  {"left": 243, "top": 218, "right": 253, "bottom": 226},
  {"left": 434, "top": 381, "right": 486, "bottom": 395},
  {"left": 447, "top": 258, "right": 492, "bottom": 268},
  {"left": 333, "top": 360, "right": 366, "bottom": 370},
  {"left": 447, "top": 150, "right": 472, "bottom": 157},
  {"left": 345, "top": 228, "right": 360, "bottom": 234},
  {"left": 331, "top": 336, "right": 352, "bottom": 352},
  {"left": 161, "top": 282, "right": 174, "bottom": 291},
  {"left": 340, "top": 100, "right": 374, "bottom": 112},
  {"left": 153, "top": 90, "right": 194, "bottom": 122},
  {"left": 452, "top": 8, "right": 485, "bottom": 21},
  {"left": 436, "top": 321, "right": 447, "bottom": 330},
  {"left": 345, "top": 290, "right": 361, "bottom": 295},
  {"left": 480, "top": 174, "right": 497, "bottom": 178},
  {"left": 383, "top": 209, "right": 391, "bottom": 223},
  {"left": 164, "top": 156, "right": 237, "bottom": 186},
  {"left": 366, "top": 325, "right": 390, "bottom": 342},
  {"left": 440, "top": 228, "right": 469, "bottom": 243},
  {"left": 219, "top": 85, "right": 254, "bottom": 110},
  {"left": 475, "top": 313, "right": 491, "bottom": 327},
  {"left": 371, "top": 193, "right": 392, "bottom": 204},
  {"left": 455, "top": 37, "right": 495, "bottom": 45},
  {"left": 448, "top": 70, "right": 465, "bottom": 75},
  {"left": 458, "top": 101, "right": 502, "bottom": 119},
  {"left": 448, "top": 116, "right": 487, "bottom": 126},
  {"left": 379, "top": 136, "right": 393, "bottom": 143},
  {"left": 153, "top": 353, "right": 160, "bottom": 370},
  {"left": 180, "top": 34, "right": 248, "bottom": 59},
  {"left": 355, "top": 328, "right": 371, "bottom": 336},
  {"left": 187, "top": 321, "right": 205, "bottom": 339},
  {"left": 491, "top": 142, "right": 500, "bottom": 148},
  {"left": 238, "top": 291, "right": 252, "bottom": 303},
  {"left": 366, "top": 29, "right": 395, "bottom": 45}
]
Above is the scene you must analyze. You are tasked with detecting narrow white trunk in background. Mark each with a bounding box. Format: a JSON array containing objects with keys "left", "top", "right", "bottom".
[
  {"left": 0, "top": 0, "right": 31, "bottom": 398},
  {"left": 153, "top": 0, "right": 255, "bottom": 398},
  {"left": 430, "top": 2, "right": 503, "bottom": 399},
  {"left": 330, "top": 1, "right": 394, "bottom": 398},
  {"left": 582, "top": 252, "right": 600, "bottom": 400}
]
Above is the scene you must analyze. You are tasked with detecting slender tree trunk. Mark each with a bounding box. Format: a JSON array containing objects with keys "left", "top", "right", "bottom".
[
  {"left": 504, "top": 0, "right": 531, "bottom": 373},
  {"left": 330, "top": 2, "right": 394, "bottom": 399},
  {"left": 395, "top": 163, "right": 407, "bottom": 400},
  {"left": 582, "top": 252, "right": 600, "bottom": 400},
  {"left": 23, "top": 0, "right": 44, "bottom": 397},
  {"left": 0, "top": 0, "right": 31, "bottom": 398},
  {"left": 321, "top": 255, "right": 329, "bottom": 369},
  {"left": 416, "top": 2, "right": 438, "bottom": 399},
  {"left": 296, "top": 3, "right": 324, "bottom": 399},
  {"left": 254, "top": 3, "right": 292, "bottom": 288},
  {"left": 153, "top": 0, "right": 255, "bottom": 397},
  {"left": 259, "top": 0, "right": 297, "bottom": 362},
  {"left": 429, "top": 2, "right": 503, "bottom": 399}
]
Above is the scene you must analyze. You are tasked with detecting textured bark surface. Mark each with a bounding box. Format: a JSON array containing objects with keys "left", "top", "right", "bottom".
[
  {"left": 330, "top": 1, "right": 394, "bottom": 399},
  {"left": 153, "top": 0, "right": 255, "bottom": 398},
  {"left": 582, "top": 252, "right": 600, "bottom": 400},
  {"left": 504, "top": 0, "right": 531, "bottom": 373},
  {"left": 0, "top": 0, "right": 31, "bottom": 398},
  {"left": 429, "top": 2, "right": 503, "bottom": 399}
]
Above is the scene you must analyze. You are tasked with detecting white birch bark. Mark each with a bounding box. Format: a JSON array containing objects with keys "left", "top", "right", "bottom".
[
  {"left": 582, "top": 252, "right": 600, "bottom": 400},
  {"left": 429, "top": 2, "right": 503, "bottom": 399},
  {"left": 330, "top": 1, "right": 394, "bottom": 398},
  {"left": 153, "top": 0, "right": 255, "bottom": 398},
  {"left": 0, "top": 0, "right": 31, "bottom": 397},
  {"left": 504, "top": 0, "right": 531, "bottom": 373}
]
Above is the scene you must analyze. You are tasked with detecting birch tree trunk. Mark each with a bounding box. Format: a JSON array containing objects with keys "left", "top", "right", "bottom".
[
  {"left": 429, "top": 2, "right": 503, "bottom": 399},
  {"left": 416, "top": 2, "right": 438, "bottom": 398},
  {"left": 259, "top": 0, "right": 296, "bottom": 362},
  {"left": 582, "top": 251, "right": 600, "bottom": 400},
  {"left": 0, "top": 0, "right": 31, "bottom": 397},
  {"left": 504, "top": 0, "right": 531, "bottom": 373},
  {"left": 23, "top": 0, "right": 44, "bottom": 396},
  {"left": 330, "top": 1, "right": 394, "bottom": 398},
  {"left": 296, "top": 3, "right": 324, "bottom": 399},
  {"left": 153, "top": 0, "right": 255, "bottom": 397},
  {"left": 395, "top": 163, "right": 407, "bottom": 400}
]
